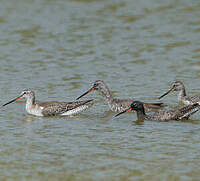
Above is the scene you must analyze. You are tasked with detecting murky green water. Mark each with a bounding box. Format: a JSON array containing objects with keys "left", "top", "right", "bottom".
[{"left": 0, "top": 0, "right": 200, "bottom": 180}]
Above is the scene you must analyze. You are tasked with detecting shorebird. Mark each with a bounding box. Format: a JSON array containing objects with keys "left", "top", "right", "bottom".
[
  {"left": 2, "top": 89, "right": 93, "bottom": 116},
  {"left": 159, "top": 81, "right": 200, "bottom": 105},
  {"left": 76, "top": 80, "right": 164, "bottom": 112},
  {"left": 115, "top": 101, "right": 200, "bottom": 121}
]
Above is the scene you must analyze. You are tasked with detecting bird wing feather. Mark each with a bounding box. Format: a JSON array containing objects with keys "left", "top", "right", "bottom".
[
  {"left": 39, "top": 100, "right": 93, "bottom": 116},
  {"left": 147, "top": 104, "right": 200, "bottom": 121}
]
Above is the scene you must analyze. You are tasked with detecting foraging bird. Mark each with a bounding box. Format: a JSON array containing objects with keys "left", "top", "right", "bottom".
[
  {"left": 115, "top": 101, "right": 200, "bottom": 121},
  {"left": 159, "top": 81, "right": 200, "bottom": 105},
  {"left": 76, "top": 80, "right": 164, "bottom": 112},
  {"left": 2, "top": 89, "right": 93, "bottom": 116}
]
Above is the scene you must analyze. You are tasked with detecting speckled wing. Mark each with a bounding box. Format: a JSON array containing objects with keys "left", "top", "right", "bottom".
[
  {"left": 39, "top": 100, "right": 93, "bottom": 116},
  {"left": 149, "top": 103, "right": 200, "bottom": 121},
  {"left": 173, "top": 103, "right": 200, "bottom": 120},
  {"left": 147, "top": 111, "right": 177, "bottom": 121},
  {"left": 111, "top": 99, "right": 164, "bottom": 113},
  {"left": 185, "top": 95, "right": 200, "bottom": 104},
  {"left": 110, "top": 99, "right": 133, "bottom": 112}
]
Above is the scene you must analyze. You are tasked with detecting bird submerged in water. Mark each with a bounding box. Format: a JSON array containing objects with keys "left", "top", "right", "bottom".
[
  {"left": 2, "top": 89, "right": 93, "bottom": 117},
  {"left": 76, "top": 80, "right": 164, "bottom": 113},
  {"left": 115, "top": 101, "right": 200, "bottom": 122},
  {"left": 159, "top": 81, "right": 200, "bottom": 105}
]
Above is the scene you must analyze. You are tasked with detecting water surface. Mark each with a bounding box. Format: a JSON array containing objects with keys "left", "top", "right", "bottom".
[{"left": 0, "top": 0, "right": 200, "bottom": 180}]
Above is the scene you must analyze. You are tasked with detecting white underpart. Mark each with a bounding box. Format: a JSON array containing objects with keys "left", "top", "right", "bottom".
[
  {"left": 61, "top": 105, "right": 89, "bottom": 116},
  {"left": 177, "top": 91, "right": 183, "bottom": 102},
  {"left": 178, "top": 91, "right": 194, "bottom": 105},
  {"left": 26, "top": 104, "right": 44, "bottom": 116},
  {"left": 182, "top": 99, "right": 192, "bottom": 105}
]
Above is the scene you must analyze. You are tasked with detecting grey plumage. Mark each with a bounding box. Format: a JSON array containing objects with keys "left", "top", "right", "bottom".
[
  {"left": 159, "top": 81, "right": 200, "bottom": 105},
  {"left": 77, "top": 80, "right": 164, "bottom": 112},
  {"left": 40, "top": 100, "right": 93, "bottom": 116},
  {"left": 2, "top": 89, "right": 93, "bottom": 116},
  {"left": 115, "top": 101, "right": 200, "bottom": 122}
]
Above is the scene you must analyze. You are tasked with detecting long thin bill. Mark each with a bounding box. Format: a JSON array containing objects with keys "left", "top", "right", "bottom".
[
  {"left": 2, "top": 96, "right": 23, "bottom": 107},
  {"left": 76, "top": 87, "right": 94, "bottom": 100},
  {"left": 158, "top": 88, "right": 174, "bottom": 99},
  {"left": 115, "top": 107, "right": 133, "bottom": 117}
]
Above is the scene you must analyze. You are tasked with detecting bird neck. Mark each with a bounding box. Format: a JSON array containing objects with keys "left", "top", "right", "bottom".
[
  {"left": 99, "top": 85, "right": 114, "bottom": 102},
  {"left": 25, "top": 96, "right": 36, "bottom": 111},
  {"left": 178, "top": 87, "right": 186, "bottom": 101},
  {"left": 136, "top": 107, "right": 146, "bottom": 121}
]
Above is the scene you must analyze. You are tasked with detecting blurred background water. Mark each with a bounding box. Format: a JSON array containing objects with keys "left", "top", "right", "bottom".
[{"left": 0, "top": 0, "right": 200, "bottom": 180}]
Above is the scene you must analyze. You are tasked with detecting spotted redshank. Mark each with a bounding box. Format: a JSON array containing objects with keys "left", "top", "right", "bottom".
[
  {"left": 2, "top": 89, "right": 93, "bottom": 116},
  {"left": 159, "top": 81, "right": 200, "bottom": 105},
  {"left": 115, "top": 101, "right": 200, "bottom": 121},
  {"left": 76, "top": 80, "right": 164, "bottom": 112}
]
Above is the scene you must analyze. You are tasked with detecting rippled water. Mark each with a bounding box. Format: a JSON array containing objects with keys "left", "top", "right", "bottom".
[{"left": 0, "top": 0, "right": 200, "bottom": 180}]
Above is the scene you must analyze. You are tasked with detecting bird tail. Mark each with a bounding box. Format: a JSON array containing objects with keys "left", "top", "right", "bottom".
[
  {"left": 145, "top": 102, "right": 166, "bottom": 109},
  {"left": 178, "top": 103, "right": 200, "bottom": 120}
]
